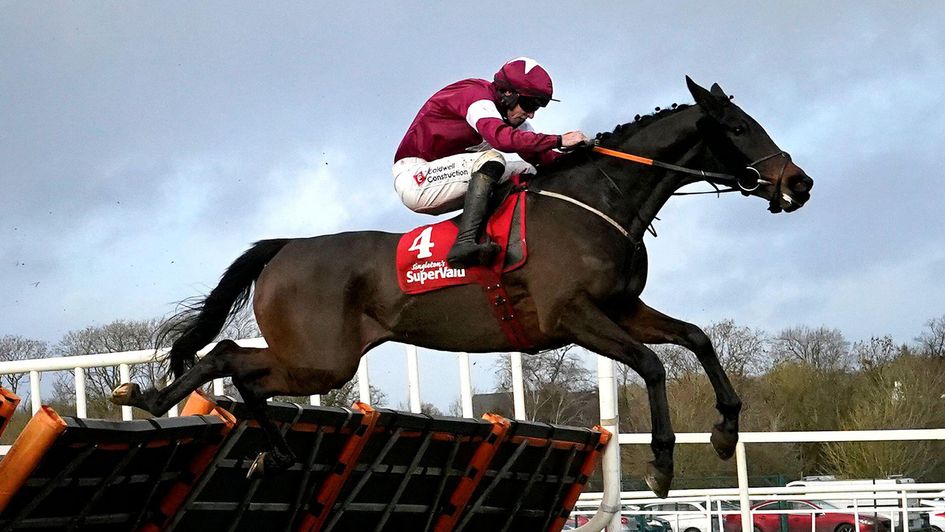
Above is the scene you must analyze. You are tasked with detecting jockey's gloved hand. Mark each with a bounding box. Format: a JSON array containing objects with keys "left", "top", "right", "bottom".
[
  {"left": 560, "top": 131, "right": 597, "bottom": 152},
  {"left": 560, "top": 130, "right": 589, "bottom": 150}
]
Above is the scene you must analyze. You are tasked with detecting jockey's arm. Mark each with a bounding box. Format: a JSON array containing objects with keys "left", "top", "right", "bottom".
[
  {"left": 501, "top": 127, "right": 590, "bottom": 168},
  {"left": 474, "top": 116, "right": 560, "bottom": 155}
]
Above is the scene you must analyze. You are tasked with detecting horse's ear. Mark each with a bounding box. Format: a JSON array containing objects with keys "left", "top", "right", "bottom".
[
  {"left": 685, "top": 75, "right": 704, "bottom": 96},
  {"left": 687, "top": 76, "right": 724, "bottom": 118},
  {"left": 710, "top": 83, "right": 728, "bottom": 99}
]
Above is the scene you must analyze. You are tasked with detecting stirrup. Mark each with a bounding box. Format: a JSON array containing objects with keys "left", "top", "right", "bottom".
[{"left": 447, "top": 239, "right": 499, "bottom": 269}]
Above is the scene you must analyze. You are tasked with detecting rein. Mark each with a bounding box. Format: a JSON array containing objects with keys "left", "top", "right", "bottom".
[
  {"left": 592, "top": 144, "right": 789, "bottom": 194},
  {"left": 592, "top": 143, "right": 793, "bottom": 213},
  {"left": 593, "top": 146, "right": 742, "bottom": 186},
  {"left": 529, "top": 143, "right": 792, "bottom": 241}
]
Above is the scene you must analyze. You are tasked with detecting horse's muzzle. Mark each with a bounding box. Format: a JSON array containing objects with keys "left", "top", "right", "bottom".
[{"left": 780, "top": 173, "right": 813, "bottom": 212}]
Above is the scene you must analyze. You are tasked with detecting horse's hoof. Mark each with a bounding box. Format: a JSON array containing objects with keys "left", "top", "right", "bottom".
[
  {"left": 111, "top": 383, "right": 140, "bottom": 406},
  {"left": 711, "top": 422, "right": 738, "bottom": 460},
  {"left": 644, "top": 461, "right": 673, "bottom": 498},
  {"left": 246, "top": 451, "right": 294, "bottom": 480},
  {"left": 247, "top": 453, "right": 267, "bottom": 480}
]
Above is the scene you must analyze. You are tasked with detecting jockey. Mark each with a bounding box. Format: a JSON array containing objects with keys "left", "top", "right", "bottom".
[{"left": 393, "top": 57, "right": 589, "bottom": 269}]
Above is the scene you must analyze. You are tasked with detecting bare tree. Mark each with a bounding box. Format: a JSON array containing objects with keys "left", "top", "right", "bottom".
[
  {"left": 0, "top": 335, "right": 48, "bottom": 395},
  {"left": 652, "top": 343, "right": 696, "bottom": 381},
  {"left": 316, "top": 377, "right": 388, "bottom": 408},
  {"left": 705, "top": 319, "right": 770, "bottom": 377},
  {"left": 218, "top": 306, "right": 261, "bottom": 340},
  {"left": 650, "top": 319, "right": 768, "bottom": 381},
  {"left": 395, "top": 401, "right": 443, "bottom": 415},
  {"left": 52, "top": 319, "right": 165, "bottom": 417},
  {"left": 771, "top": 325, "right": 852, "bottom": 370},
  {"left": 494, "top": 346, "right": 597, "bottom": 425},
  {"left": 852, "top": 335, "right": 900, "bottom": 370},
  {"left": 916, "top": 315, "right": 945, "bottom": 358}
]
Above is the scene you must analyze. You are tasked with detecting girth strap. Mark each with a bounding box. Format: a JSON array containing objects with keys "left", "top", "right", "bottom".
[{"left": 477, "top": 271, "right": 532, "bottom": 350}]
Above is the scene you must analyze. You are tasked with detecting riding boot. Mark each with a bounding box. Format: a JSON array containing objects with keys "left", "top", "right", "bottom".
[{"left": 447, "top": 165, "right": 502, "bottom": 269}]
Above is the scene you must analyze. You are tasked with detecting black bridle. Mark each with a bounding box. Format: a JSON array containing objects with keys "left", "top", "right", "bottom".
[{"left": 588, "top": 141, "right": 793, "bottom": 212}]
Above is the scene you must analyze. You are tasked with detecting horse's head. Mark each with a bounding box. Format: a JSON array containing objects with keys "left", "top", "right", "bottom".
[{"left": 686, "top": 76, "right": 813, "bottom": 213}]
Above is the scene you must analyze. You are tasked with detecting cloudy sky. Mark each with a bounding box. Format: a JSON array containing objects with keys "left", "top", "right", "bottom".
[{"left": 2, "top": 3, "right": 943, "bottom": 409}]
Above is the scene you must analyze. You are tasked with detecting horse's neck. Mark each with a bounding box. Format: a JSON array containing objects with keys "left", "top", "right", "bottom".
[
  {"left": 549, "top": 107, "right": 702, "bottom": 241},
  {"left": 627, "top": 114, "right": 707, "bottom": 238}
]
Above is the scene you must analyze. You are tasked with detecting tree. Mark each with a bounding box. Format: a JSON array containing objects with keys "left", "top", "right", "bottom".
[
  {"left": 254, "top": 376, "right": 387, "bottom": 408},
  {"left": 652, "top": 319, "right": 768, "bottom": 381},
  {"left": 851, "top": 335, "right": 900, "bottom": 370},
  {"left": 0, "top": 335, "right": 48, "bottom": 395},
  {"left": 317, "top": 377, "right": 388, "bottom": 408},
  {"left": 916, "top": 315, "right": 945, "bottom": 358},
  {"left": 652, "top": 343, "right": 697, "bottom": 381},
  {"left": 52, "top": 319, "right": 165, "bottom": 417},
  {"left": 705, "top": 320, "right": 769, "bottom": 378},
  {"left": 771, "top": 325, "right": 852, "bottom": 371},
  {"left": 218, "top": 306, "right": 261, "bottom": 340},
  {"left": 759, "top": 361, "right": 857, "bottom": 475},
  {"left": 395, "top": 401, "right": 442, "bottom": 416},
  {"left": 494, "top": 346, "right": 597, "bottom": 425},
  {"left": 823, "top": 355, "right": 945, "bottom": 478}
]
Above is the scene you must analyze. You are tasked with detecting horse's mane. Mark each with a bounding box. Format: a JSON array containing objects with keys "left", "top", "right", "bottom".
[
  {"left": 596, "top": 103, "right": 692, "bottom": 147},
  {"left": 542, "top": 103, "right": 693, "bottom": 173}
]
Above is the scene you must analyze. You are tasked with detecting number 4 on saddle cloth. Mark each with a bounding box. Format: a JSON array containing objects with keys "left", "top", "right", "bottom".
[{"left": 396, "top": 190, "right": 527, "bottom": 295}]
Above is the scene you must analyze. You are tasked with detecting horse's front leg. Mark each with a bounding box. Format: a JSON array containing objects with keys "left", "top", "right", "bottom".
[
  {"left": 555, "top": 298, "right": 675, "bottom": 497},
  {"left": 620, "top": 299, "right": 742, "bottom": 460}
]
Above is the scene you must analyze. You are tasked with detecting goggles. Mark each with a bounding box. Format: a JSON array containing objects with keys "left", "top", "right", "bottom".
[{"left": 517, "top": 95, "right": 549, "bottom": 113}]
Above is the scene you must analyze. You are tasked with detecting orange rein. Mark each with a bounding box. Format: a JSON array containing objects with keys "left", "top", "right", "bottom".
[{"left": 591, "top": 146, "right": 654, "bottom": 166}]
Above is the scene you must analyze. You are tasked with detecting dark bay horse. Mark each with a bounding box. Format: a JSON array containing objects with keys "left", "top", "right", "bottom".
[{"left": 112, "top": 77, "right": 813, "bottom": 497}]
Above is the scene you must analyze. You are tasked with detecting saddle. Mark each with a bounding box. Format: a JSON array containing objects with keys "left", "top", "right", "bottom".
[{"left": 396, "top": 189, "right": 527, "bottom": 295}]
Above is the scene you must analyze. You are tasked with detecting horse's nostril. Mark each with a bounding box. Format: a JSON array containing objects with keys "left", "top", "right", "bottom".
[
  {"left": 790, "top": 174, "right": 813, "bottom": 193},
  {"left": 801, "top": 175, "right": 814, "bottom": 191}
]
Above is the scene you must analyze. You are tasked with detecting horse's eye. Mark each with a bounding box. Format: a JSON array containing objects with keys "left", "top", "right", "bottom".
[{"left": 733, "top": 126, "right": 746, "bottom": 136}]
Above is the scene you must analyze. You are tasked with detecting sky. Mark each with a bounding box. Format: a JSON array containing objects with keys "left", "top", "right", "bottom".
[{"left": 2, "top": 2, "right": 944, "bottom": 411}]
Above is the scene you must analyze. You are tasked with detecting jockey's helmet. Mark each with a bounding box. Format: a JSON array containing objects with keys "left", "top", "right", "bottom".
[{"left": 493, "top": 57, "right": 558, "bottom": 112}]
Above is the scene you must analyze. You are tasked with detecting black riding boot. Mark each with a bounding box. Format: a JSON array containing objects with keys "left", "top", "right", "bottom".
[{"left": 447, "top": 168, "right": 501, "bottom": 269}]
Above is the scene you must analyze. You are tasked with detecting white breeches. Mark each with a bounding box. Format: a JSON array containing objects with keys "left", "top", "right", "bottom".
[{"left": 393, "top": 149, "right": 536, "bottom": 215}]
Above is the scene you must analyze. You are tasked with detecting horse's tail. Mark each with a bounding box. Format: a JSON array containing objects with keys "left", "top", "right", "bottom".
[{"left": 157, "top": 238, "right": 292, "bottom": 379}]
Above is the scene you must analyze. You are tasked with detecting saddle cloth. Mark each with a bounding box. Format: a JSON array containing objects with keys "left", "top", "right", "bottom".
[{"left": 396, "top": 191, "right": 527, "bottom": 294}]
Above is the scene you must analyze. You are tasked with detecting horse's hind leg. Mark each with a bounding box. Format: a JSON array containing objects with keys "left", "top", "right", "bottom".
[
  {"left": 620, "top": 299, "right": 742, "bottom": 460},
  {"left": 111, "top": 339, "right": 243, "bottom": 415},
  {"left": 235, "top": 381, "right": 298, "bottom": 479}
]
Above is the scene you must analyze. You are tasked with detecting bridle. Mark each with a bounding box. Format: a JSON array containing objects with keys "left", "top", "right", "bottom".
[
  {"left": 591, "top": 142, "right": 791, "bottom": 197},
  {"left": 592, "top": 141, "right": 794, "bottom": 215}
]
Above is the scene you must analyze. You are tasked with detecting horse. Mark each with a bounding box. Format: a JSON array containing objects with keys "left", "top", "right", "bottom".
[{"left": 112, "top": 77, "right": 813, "bottom": 498}]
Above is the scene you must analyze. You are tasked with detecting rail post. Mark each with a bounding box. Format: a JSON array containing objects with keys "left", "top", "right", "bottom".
[
  {"left": 510, "top": 352, "right": 526, "bottom": 420},
  {"left": 358, "top": 355, "right": 371, "bottom": 404},
  {"left": 736, "top": 440, "right": 751, "bottom": 532},
  {"left": 406, "top": 345, "right": 421, "bottom": 413},
  {"left": 119, "top": 363, "right": 132, "bottom": 420},
  {"left": 74, "top": 367, "right": 87, "bottom": 418},
  {"left": 30, "top": 370, "right": 41, "bottom": 414},
  {"left": 458, "top": 352, "right": 473, "bottom": 418}
]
